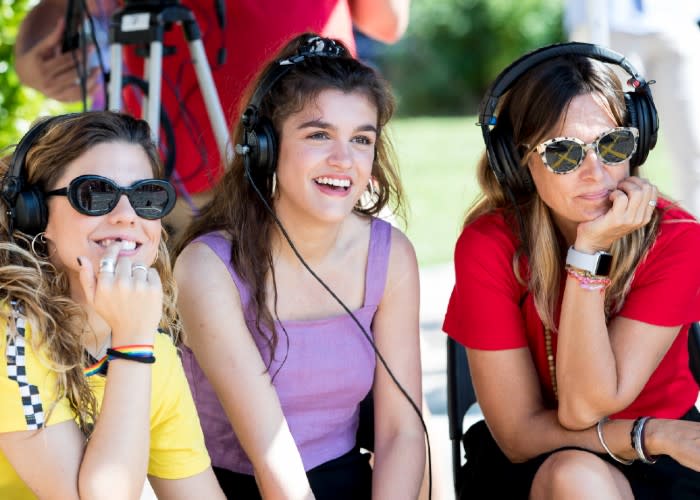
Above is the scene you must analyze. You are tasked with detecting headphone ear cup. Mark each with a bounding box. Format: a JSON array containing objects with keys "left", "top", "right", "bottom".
[
  {"left": 13, "top": 188, "right": 48, "bottom": 235},
  {"left": 625, "top": 91, "right": 658, "bottom": 168},
  {"left": 246, "top": 116, "right": 278, "bottom": 178},
  {"left": 491, "top": 128, "right": 534, "bottom": 196}
]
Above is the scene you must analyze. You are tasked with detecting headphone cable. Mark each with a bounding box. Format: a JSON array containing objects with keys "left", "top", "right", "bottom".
[{"left": 242, "top": 157, "right": 432, "bottom": 498}]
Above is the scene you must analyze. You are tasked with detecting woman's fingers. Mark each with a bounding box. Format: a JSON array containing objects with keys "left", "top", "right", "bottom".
[{"left": 616, "top": 176, "right": 656, "bottom": 223}]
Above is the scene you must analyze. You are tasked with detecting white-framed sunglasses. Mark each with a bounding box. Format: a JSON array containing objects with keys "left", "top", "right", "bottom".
[{"left": 534, "top": 127, "right": 639, "bottom": 174}]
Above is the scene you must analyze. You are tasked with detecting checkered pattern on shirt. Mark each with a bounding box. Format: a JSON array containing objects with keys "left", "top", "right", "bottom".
[{"left": 5, "top": 302, "right": 45, "bottom": 430}]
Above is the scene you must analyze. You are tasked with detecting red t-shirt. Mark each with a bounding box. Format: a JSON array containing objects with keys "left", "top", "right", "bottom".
[
  {"left": 443, "top": 198, "right": 700, "bottom": 418},
  {"left": 122, "top": 0, "right": 356, "bottom": 194}
]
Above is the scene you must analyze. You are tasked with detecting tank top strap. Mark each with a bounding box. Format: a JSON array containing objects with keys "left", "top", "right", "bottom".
[
  {"left": 192, "top": 233, "right": 251, "bottom": 306},
  {"left": 364, "top": 217, "right": 392, "bottom": 307}
]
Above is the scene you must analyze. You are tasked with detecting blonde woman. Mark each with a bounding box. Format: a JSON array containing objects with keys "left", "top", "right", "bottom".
[{"left": 0, "top": 111, "right": 224, "bottom": 499}]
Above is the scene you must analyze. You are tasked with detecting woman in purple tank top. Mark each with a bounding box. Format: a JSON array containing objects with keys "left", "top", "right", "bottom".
[{"left": 172, "top": 33, "right": 425, "bottom": 499}]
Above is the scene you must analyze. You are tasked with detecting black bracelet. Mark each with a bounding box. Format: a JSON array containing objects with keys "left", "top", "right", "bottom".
[
  {"left": 106, "top": 348, "right": 156, "bottom": 364},
  {"left": 631, "top": 416, "right": 658, "bottom": 464},
  {"left": 630, "top": 416, "right": 643, "bottom": 454}
]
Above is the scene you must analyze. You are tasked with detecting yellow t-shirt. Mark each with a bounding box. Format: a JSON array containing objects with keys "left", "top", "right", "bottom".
[{"left": 0, "top": 310, "right": 211, "bottom": 499}]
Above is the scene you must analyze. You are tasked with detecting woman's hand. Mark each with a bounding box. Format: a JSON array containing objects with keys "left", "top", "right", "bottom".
[
  {"left": 646, "top": 418, "right": 700, "bottom": 471},
  {"left": 575, "top": 176, "right": 658, "bottom": 252},
  {"left": 78, "top": 243, "right": 161, "bottom": 345}
]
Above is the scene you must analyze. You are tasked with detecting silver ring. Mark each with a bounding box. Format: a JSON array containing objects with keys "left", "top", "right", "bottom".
[
  {"left": 98, "top": 258, "right": 116, "bottom": 274},
  {"left": 131, "top": 264, "right": 148, "bottom": 274},
  {"left": 648, "top": 199, "right": 657, "bottom": 207}
]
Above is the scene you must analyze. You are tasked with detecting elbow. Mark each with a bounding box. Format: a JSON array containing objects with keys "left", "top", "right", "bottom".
[
  {"left": 557, "top": 398, "right": 603, "bottom": 431},
  {"left": 79, "top": 469, "right": 142, "bottom": 500},
  {"left": 499, "top": 440, "right": 538, "bottom": 464},
  {"left": 492, "top": 427, "right": 543, "bottom": 464}
]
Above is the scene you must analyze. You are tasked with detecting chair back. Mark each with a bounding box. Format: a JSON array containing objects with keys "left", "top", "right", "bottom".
[
  {"left": 689, "top": 322, "right": 700, "bottom": 385},
  {"left": 446, "top": 337, "right": 477, "bottom": 492}
]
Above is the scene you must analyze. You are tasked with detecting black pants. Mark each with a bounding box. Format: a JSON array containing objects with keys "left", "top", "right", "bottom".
[
  {"left": 213, "top": 447, "right": 372, "bottom": 500},
  {"left": 457, "top": 406, "right": 700, "bottom": 500}
]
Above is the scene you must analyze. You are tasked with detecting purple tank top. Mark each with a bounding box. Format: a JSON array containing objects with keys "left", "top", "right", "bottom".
[{"left": 181, "top": 217, "right": 390, "bottom": 473}]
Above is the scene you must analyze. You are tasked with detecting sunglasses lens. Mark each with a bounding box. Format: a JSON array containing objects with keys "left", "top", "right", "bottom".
[
  {"left": 74, "top": 178, "right": 118, "bottom": 214},
  {"left": 597, "top": 129, "right": 637, "bottom": 164},
  {"left": 130, "top": 182, "right": 173, "bottom": 219},
  {"left": 544, "top": 140, "right": 584, "bottom": 173}
]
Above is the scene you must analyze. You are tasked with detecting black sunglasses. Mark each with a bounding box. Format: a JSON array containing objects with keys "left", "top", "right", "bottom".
[
  {"left": 534, "top": 127, "right": 639, "bottom": 174},
  {"left": 45, "top": 175, "right": 176, "bottom": 220}
]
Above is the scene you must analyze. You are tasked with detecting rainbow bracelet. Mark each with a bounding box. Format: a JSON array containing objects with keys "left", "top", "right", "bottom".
[{"left": 106, "top": 344, "right": 156, "bottom": 364}]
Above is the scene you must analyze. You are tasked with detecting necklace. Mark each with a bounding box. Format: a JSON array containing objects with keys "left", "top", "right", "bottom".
[{"left": 544, "top": 328, "right": 558, "bottom": 400}]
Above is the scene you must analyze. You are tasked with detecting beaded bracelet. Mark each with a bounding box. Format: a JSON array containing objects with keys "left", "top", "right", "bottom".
[
  {"left": 566, "top": 265, "right": 612, "bottom": 291},
  {"left": 106, "top": 344, "right": 156, "bottom": 364},
  {"left": 596, "top": 416, "right": 634, "bottom": 465},
  {"left": 631, "top": 416, "right": 658, "bottom": 464}
]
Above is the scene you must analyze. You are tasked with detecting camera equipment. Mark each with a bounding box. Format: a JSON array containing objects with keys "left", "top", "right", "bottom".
[
  {"left": 107, "top": 0, "right": 229, "bottom": 161},
  {"left": 61, "top": 0, "right": 84, "bottom": 53}
]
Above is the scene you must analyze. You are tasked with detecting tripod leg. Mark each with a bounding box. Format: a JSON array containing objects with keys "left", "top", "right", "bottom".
[
  {"left": 146, "top": 40, "right": 164, "bottom": 143},
  {"left": 108, "top": 43, "right": 123, "bottom": 111},
  {"left": 187, "top": 39, "right": 231, "bottom": 163}
]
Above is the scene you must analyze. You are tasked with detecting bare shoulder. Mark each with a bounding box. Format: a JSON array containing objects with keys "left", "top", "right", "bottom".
[
  {"left": 174, "top": 237, "right": 233, "bottom": 292},
  {"left": 381, "top": 222, "right": 419, "bottom": 295},
  {"left": 387, "top": 223, "right": 418, "bottom": 270}
]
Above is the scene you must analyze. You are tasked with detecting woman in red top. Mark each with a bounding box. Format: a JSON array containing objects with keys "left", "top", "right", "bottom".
[{"left": 444, "top": 43, "right": 700, "bottom": 499}]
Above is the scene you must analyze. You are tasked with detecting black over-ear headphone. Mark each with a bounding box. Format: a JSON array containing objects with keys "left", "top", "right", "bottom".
[
  {"left": 478, "top": 42, "right": 659, "bottom": 197},
  {"left": 236, "top": 35, "right": 347, "bottom": 182},
  {"left": 1, "top": 114, "right": 76, "bottom": 235}
]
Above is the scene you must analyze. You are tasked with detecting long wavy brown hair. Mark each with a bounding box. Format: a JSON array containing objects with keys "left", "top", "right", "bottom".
[
  {"left": 467, "top": 55, "right": 663, "bottom": 331},
  {"left": 0, "top": 111, "right": 180, "bottom": 434},
  {"left": 175, "top": 33, "right": 405, "bottom": 363}
]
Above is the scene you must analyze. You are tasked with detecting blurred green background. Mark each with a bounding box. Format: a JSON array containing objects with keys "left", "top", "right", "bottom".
[{"left": 0, "top": 0, "right": 676, "bottom": 266}]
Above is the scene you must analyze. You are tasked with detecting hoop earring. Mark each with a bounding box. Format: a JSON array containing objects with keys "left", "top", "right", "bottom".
[
  {"left": 30, "top": 232, "right": 47, "bottom": 257},
  {"left": 271, "top": 172, "right": 277, "bottom": 198},
  {"left": 367, "top": 177, "right": 376, "bottom": 199}
]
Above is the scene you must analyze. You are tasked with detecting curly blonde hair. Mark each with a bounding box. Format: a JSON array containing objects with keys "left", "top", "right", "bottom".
[{"left": 0, "top": 111, "right": 180, "bottom": 434}]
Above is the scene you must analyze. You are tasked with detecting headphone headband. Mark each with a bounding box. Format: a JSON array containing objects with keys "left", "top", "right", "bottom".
[
  {"left": 245, "top": 36, "right": 348, "bottom": 124},
  {"left": 478, "top": 42, "right": 646, "bottom": 128},
  {"left": 477, "top": 41, "right": 658, "bottom": 197}
]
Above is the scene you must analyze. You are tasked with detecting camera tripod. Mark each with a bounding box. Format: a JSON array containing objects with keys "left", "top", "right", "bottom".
[{"left": 107, "top": 1, "right": 230, "bottom": 162}]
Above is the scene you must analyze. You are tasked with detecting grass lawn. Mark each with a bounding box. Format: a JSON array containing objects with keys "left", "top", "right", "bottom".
[{"left": 390, "top": 116, "right": 673, "bottom": 267}]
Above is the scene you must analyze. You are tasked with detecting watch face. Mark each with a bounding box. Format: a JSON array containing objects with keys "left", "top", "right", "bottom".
[{"left": 596, "top": 253, "right": 613, "bottom": 276}]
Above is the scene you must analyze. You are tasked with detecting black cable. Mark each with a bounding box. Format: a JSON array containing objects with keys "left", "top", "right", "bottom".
[
  {"left": 242, "top": 156, "right": 432, "bottom": 498},
  {"left": 70, "top": 41, "right": 87, "bottom": 111}
]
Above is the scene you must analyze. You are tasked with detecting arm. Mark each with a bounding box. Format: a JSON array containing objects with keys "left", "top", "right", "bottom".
[
  {"left": 14, "top": 0, "right": 99, "bottom": 102},
  {"left": 0, "top": 244, "right": 160, "bottom": 499},
  {"left": 557, "top": 290, "right": 679, "bottom": 429},
  {"left": 555, "top": 177, "right": 686, "bottom": 428},
  {"left": 149, "top": 468, "right": 225, "bottom": 500},
  {"left": 371, "top": 230, "right": 425, "bottom": 499},
  {"left": 174, "top": 242, "right": 314, "bottom": 500},
  {"left": 349, "top": 0, "right": 410, "bottom": 43},
  {"left": 468, "top": 345, "right": 639, "bottom": 463}
]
